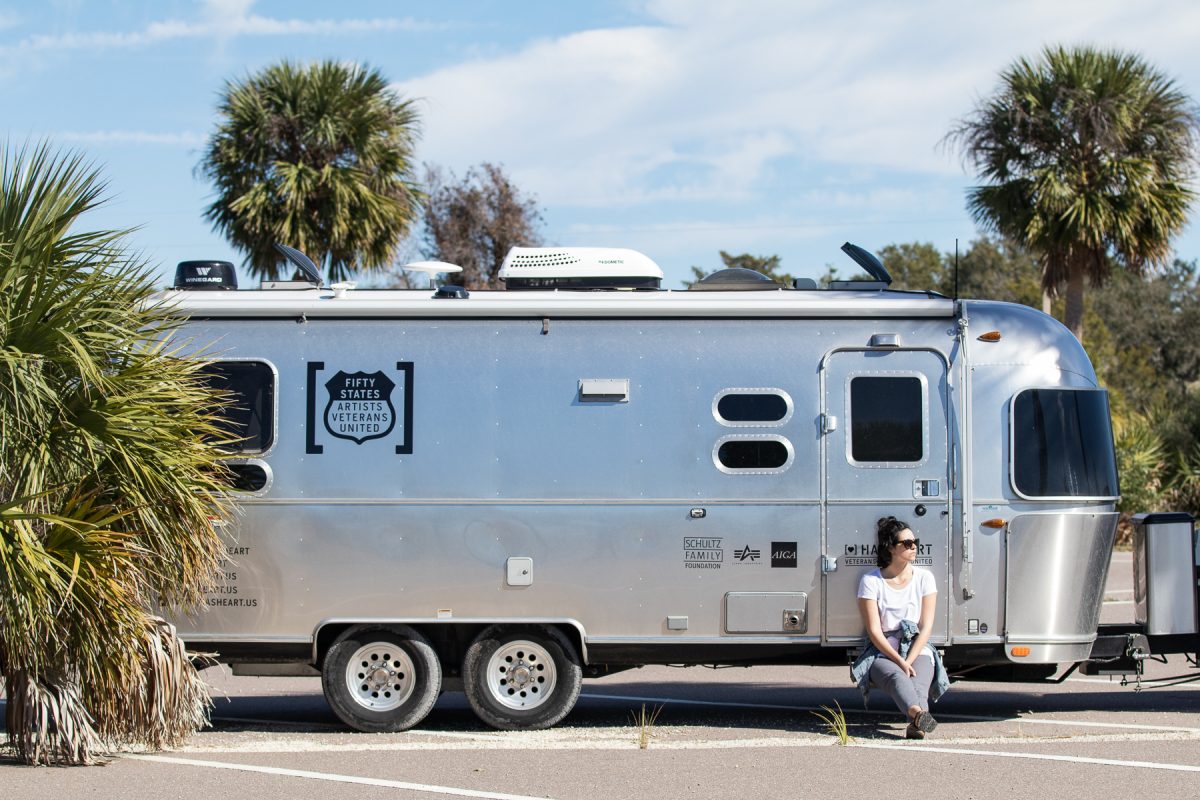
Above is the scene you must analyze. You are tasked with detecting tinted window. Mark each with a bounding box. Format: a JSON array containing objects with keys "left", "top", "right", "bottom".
[
  {"left": 717, "top": 393, "right": 789, "bottom": 423},
  {"left": 1013, "top": 389, "right": 1118, "bottom": 497},
  {"left": 226, "top": 463, "right": 269, "bottom": 493},
  {"left": 717, "top": 439, "right": 790, "bottom": 470},
  {"left": 850, "top": 377, "right": 923, "bottom": 462},
  {"left": 198, "top": 361, "right": 275, "bottom": 454}
]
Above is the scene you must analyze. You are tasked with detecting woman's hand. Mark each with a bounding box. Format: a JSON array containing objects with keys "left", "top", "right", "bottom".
[{"left": 894, "top": 655, "right": 916, "bottom": 677}]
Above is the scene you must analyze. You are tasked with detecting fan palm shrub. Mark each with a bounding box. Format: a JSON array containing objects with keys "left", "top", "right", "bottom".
[{"left": 0, "top": 143, "right": 232, "bottom": 764}]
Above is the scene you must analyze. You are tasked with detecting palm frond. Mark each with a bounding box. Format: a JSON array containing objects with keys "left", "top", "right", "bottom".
[{"left": 1, "top": 141, "right": 234, "bottom": 764}]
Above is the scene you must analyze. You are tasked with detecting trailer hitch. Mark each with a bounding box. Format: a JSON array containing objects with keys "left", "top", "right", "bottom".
[{"left": 1076, "top": 633, "right": 1151, "bottom": 683}]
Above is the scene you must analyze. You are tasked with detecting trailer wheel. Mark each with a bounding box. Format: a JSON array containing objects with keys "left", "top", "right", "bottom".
[
  {"left": 321, "top": 625, "right": 441, "bottom": 732},
  {"left": 462, "top": 625, "right": 582, "bottom": 730}
]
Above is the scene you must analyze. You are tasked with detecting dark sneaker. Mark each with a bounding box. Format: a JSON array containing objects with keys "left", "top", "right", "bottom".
[
  {"left": 913, "top": 710, "right": 938, "bottom": 733},
  {"left": 905, "top": 723, "right": 925, "bottom": 740}
]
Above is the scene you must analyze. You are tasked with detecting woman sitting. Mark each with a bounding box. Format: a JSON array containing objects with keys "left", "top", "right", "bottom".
[{"left": 852, "top": 516, "right": 947, "bottom": 739}]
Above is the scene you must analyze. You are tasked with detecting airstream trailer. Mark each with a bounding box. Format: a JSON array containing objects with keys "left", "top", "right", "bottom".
[{"left": 161, "top": 243, "right": 1198, "bottom": 732}]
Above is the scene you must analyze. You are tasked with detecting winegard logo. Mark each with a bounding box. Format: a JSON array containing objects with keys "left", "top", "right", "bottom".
[{"left": 771, "top": 541, "right": 797, "bottom": 568}]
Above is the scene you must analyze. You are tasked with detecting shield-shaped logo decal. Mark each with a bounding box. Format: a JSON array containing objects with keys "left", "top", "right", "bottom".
[{"left": 323, "top": 370, "right": 397, "bottom": 444}]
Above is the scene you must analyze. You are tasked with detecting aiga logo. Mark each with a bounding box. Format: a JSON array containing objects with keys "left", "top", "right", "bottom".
[
  {"left": 771, "top": 541, "right": 797, "bottom": 568},
  {"left": 323, "top": 370, "right": 396, "bottom": 444}
]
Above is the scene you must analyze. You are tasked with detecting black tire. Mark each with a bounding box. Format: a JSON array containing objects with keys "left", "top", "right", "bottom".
[
  {"left": 462, "top": 625, "right": 582, "bottom": 730},
  {"left": 321, "top": 625, "right": 441, "bottom": 732}
]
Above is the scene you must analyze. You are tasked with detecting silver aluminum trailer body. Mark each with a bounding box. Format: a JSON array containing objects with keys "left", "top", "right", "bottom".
[{"left": 162, "top": 283, "right": 1127, "bottom": 730}]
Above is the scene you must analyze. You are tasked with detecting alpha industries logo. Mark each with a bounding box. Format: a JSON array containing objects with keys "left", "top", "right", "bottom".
[{"left": 733, "top": 545, "right": 761, "bottom": 563}]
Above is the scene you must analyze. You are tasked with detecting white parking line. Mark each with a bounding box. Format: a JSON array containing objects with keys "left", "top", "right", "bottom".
[
  {"left": 208, "top": 716, "right": 511, "bottom": 739},
  {"left": 854, "top": 741, "right": 1200, "bottom": 772},
  {"left": 129, "top": 755, "right": 559, "bottom": 800}
]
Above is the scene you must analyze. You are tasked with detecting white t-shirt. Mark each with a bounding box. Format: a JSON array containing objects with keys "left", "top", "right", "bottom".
[{"left": 857, "top": 567, "right": 937, "bottom": 635}]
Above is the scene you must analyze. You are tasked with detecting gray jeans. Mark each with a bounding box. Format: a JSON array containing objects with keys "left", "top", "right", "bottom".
[{"left": 869, "top": 653, "right": 935, "bottom": 715}]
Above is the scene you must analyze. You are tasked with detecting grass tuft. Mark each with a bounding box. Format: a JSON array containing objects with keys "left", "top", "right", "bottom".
[
  {"left": 630, "top": 703, "right": 665, "bottom": 749},
  {"left": 811, "top": 700, "right": 853, "bottom": 745}
]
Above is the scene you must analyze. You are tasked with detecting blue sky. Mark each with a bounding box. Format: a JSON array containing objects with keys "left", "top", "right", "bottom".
[{"left": 5, "top": 0, "right": 1200, "bottom": 288}]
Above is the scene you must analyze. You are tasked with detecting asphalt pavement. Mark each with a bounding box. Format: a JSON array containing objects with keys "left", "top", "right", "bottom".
[{"left": 4, "top": 551, "right": 1200, "bottom": 800}]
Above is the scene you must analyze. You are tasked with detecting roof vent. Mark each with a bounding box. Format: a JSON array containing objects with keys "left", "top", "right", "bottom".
[
  {"left": 839, "top": 242, "right": 892, "bottom": 285},
  {"left": 173, "top": 260, "right": 237, "bottom": 290},
  {"left": 499, "top": 247, "right": 663, "bottom": 290},
  {"left": 688, "top": 268, "right": 782, "bottom": 291}
]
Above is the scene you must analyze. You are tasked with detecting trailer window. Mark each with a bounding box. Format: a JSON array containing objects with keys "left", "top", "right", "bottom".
[
  {"left": 1012, "top": 389, "right": 1118, "bottom": 498},
  {"left": 198, "top": 361, "right": 275, "bottom": 454},
  {"left": 849, "top": 376, "right": 923, "bottom": 463},
  {"left": 714, "top": 436, "right": 794, "bottom": 473},
  {"left": 714, "top": 389, "right": 792, "bottom": 426}
]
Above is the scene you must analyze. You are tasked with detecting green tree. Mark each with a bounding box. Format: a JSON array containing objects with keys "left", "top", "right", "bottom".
[
  {"left": 875, "top": 242, "right": 943, "bottom": 291},
  {"left": 199, "top": 60, "right": 423, "bottom": 283},
  {"left": 687, "top": 251, "right": 793, "bottom": 287},
  {"left": 948, "top": 45, "right": 1200, "bottom": 341},
  {"left": 0, "top": 144, "right": 232, "bottom": 764},
  {"left": 422, "top": 163, "right": 544, "bottom": 289},
  {"left": 1091, "top": 259, "right": 1200, "bottom": 394},
  {"left": 952, "top": 237, "right": 1043, "bottom": 306}
]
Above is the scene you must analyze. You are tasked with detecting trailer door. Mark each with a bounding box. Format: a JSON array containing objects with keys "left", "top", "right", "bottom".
[{"left": 821, "top": 349, "right": 950, "bottom": 643}]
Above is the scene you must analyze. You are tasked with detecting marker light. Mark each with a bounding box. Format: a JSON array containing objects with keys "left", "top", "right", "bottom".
[
  {"left": 981, "top": 518, "right": 1007, "bottom": 528},
  {"left": 978, "top": 331, "right": 1002, "bottom": 342},
  {"left": 1011, "top": 646, "right": 1031, "bottom": 657}
]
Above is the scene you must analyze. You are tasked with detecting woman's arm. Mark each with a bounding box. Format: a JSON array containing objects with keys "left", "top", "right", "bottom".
[
  {"left": 905, "top": 591, "right": 938, "bottom": 668},
  {"left": 857, "top": 597, "right": 913, "bottom": 675}
]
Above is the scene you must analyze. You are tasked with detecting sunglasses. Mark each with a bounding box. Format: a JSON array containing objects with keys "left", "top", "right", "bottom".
[{"left": 895, "top": 538, "right": 920, "bottom": 550}]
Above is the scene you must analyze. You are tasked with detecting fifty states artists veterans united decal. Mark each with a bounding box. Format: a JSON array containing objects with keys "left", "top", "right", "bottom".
[
  {"left": 324, "top": 370, "right": 395, "bottom": 443},
  {"left": 306, "top": 362, "right": 413, "bottom": 455}
]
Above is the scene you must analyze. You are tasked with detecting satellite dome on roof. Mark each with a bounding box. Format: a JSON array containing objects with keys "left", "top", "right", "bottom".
[
  {"left": 689, "top": 268, "right": 782, "bottom": 291},
  {"left": 173, "top": 260, "right": 237, "bottom": 290},
  {"left": 499, "top": 247, "right": 663, "bottom": 290}
]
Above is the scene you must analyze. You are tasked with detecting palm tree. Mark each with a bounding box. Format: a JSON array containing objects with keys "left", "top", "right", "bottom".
[
  {"left": 199, "top": 60, "right": 423, "bottom": 283},
  {"left": 948, "top": 45, "right": 1200, "bottom": 341},
  {"left": 0, "top": 143, "right": 232, "bottom": 764}
]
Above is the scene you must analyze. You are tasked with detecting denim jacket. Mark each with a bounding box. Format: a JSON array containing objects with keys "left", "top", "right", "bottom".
[{"left": 849, "top": 618, "right": 949, "bottom": 702}]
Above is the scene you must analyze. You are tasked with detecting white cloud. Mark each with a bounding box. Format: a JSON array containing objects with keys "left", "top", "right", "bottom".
[
  {"left": 0, "top": 1, "right": 432, "bottom": 55},
  {"left": 55, "top": 130, "right": 206, "bottom": 147},
  {"left": 399, "top": 0, "right": 1200, "bottom": 214}
]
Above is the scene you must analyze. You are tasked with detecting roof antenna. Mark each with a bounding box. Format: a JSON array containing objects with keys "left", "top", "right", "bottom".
[
  {"left": 953, "top": 239, "right": 960, "bottom": 301},
  {"left": 400, "top": 260, "right": 464, "bottom": 289}
]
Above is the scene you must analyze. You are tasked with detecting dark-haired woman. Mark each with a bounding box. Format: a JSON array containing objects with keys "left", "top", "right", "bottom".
[{"left": 852, "top": 516, "right": 947, "bottom": 739}]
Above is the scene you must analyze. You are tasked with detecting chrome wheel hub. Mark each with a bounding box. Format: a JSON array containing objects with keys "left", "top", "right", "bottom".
[
  {"left": 345, "top": 642, "right": 416, "bottom": 711},
  {"left": 486, "top": 640, "right": 557, "bottom": 711}
]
